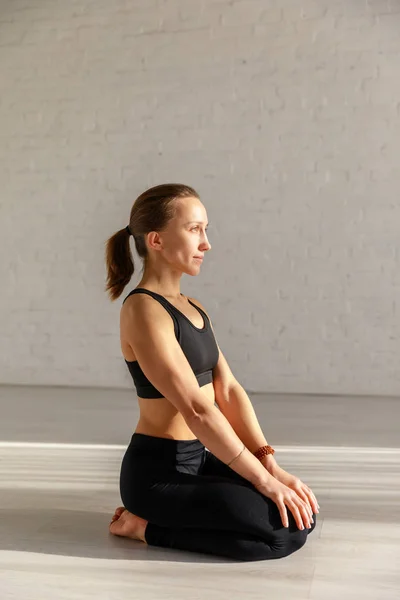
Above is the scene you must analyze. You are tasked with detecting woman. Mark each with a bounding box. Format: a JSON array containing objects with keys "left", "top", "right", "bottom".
[{"left": 104, "top": 183, "right": 319, "bottom": 561}]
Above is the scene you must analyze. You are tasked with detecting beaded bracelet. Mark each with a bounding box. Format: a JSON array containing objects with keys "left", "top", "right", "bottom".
[{"left": 254, "top": 445, "right": 275, "bottom": 460}]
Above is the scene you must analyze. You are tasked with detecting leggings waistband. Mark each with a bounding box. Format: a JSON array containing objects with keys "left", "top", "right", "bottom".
[
  {"left": 130, "top": 432, "right": 204, "bottom": 447},
  {"left": 127, "top": 433, "right": 206, "bottom": 471}
]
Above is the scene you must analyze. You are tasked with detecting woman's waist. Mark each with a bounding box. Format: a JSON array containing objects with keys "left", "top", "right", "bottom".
[
  {"left": 134, "top": 415, "right": 198, "bottom": 441},
  {"left": 136, "top": 383, "right": 215, "bottom": 432},
  {"left": 130, "top": 431, "right": 204, "bottom": 449},
  {"left": 126, "top": 431, "right": 206, "bottom": 470}
]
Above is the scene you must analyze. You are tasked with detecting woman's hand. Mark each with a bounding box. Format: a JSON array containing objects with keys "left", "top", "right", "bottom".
[
  {"left": 253, "top": 474, "right": 313, "bottom": 530},
  {"left": 263, "top": 460, "right": 320, "bottom": 516}
]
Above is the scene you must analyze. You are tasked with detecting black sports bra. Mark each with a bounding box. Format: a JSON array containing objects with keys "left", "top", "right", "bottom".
[{"left": 122, "top": 288, "right": 220, "bottom": 398}]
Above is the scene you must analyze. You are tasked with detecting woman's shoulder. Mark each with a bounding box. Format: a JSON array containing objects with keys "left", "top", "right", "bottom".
[{"left": 121, "top": 290, "right": 172, "bottom": 326}]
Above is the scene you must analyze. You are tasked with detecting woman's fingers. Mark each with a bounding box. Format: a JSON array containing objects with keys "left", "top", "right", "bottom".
[
  {"left": 289, "top": 496, "right": 312, "bottom": 530},
  {"left": 271, "top": 481, "right": 319, "bottom": 530},
  {"left": 308, "top": 488, "right": 320, "bottom": 512},
  {"left": 294, "top": 482, "right": 319, "bottom": 515},
  {"left": 276, "top": 500, "right": 289, "bottom": 528},
  {"left": 300, "top": 500, "right": 313, "bottom": 528},
  {"left": 306, "top": 490, "right": 319, "bottom": 514},
  {"left": 277, "top": 497, "right": 309, "bottom": 530},
  {"left": 295, "top": 488, "right": 313, "bottom": 516},
  {"left": 302, "top": 482, "right": 319, "bottom": 510},
  {"left": 288, "top": 503, "right": 304, "bottom": 530}
]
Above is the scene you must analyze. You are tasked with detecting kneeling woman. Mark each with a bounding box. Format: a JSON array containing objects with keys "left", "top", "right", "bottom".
[{"left": 104, "top": 183, "right": 319, "bottom": 562}]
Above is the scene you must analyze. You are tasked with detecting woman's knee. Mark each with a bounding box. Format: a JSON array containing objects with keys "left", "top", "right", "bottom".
[
  {"left": 234, "top": 528, "right": 310, "bottom": 562},
  {"left": 228, "top": 538, "right": 274, "bottom": 562}
]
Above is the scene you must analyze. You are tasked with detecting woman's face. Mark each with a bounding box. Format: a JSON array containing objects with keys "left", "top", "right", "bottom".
[{"left": 148, "top": 197, "right": 211, "bottom": 273}]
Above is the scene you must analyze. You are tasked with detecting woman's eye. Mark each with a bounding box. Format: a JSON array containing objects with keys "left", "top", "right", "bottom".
[{"left": 192, "top": 227, "right": 209, "bottom": 232}]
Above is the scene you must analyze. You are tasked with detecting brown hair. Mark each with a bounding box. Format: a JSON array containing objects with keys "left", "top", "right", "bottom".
[{"left": 104, "top": 183, "right": 200, "bottom": 301}]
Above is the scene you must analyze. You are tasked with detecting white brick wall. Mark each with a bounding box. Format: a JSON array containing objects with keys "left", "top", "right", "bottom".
[{"left": 1, "top": 0, "right": 400, "bottom": 395}]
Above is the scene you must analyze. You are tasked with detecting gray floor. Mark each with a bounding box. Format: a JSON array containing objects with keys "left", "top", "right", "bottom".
[{"left": 1, "top": 384, "right": 399, "bottom": 599}]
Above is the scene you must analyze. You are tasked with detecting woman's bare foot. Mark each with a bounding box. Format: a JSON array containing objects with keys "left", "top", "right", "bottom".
[{"left": 109, "top": 506, "right": 148, "bottom": 544}]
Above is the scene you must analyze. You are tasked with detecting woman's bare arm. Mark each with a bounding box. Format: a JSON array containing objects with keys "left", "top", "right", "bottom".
[{"left": 122, "top": 294, "right": 271, "bottom": 487}]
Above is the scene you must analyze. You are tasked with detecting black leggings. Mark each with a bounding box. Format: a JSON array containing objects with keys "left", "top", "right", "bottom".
[{"left": 119, "top": 433, "right": 316, "bottom": 562}]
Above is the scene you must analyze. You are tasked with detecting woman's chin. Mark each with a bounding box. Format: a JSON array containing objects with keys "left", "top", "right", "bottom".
[{"left": 185, "top": 265, "right": 201, "bottom": 276}]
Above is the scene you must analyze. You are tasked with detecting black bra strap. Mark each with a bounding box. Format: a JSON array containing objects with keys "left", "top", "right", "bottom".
[{"left": 122, "top": 288, "right": 180, "bottom": 337}]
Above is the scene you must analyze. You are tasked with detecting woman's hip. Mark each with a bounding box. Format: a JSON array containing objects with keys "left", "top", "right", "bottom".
[
  {"left": 121, "top": 432, "right": 207, "bottom": 478},
  {"left": 119, "top": 432, "right": 207, "bottom": 513}
]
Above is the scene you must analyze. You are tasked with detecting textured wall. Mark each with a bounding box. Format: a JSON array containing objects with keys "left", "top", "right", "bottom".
[{"left": 1, "top": 0, "right": 400, "bottom": 395}]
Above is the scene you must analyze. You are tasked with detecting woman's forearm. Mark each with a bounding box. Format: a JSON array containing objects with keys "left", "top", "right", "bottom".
[
  {"left": 186, "top": 402, "right": 272, "bottom": 487},
  {"left": 217, "top": 383, "right": 268, "bottom": 452},
  {"left": 215, "top": 383, "right": 279, "bottom": 475}
]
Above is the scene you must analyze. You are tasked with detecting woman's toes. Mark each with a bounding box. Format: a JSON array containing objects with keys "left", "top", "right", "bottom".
[
  {"left": 110, "top": 506, "right": 126, "bottom": 524},
  {"left": 109, "top": 519, "right": 122, "bottom": 536},
  {"left": 109, "top": 512, "right": 127, "bottom": 535}
]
